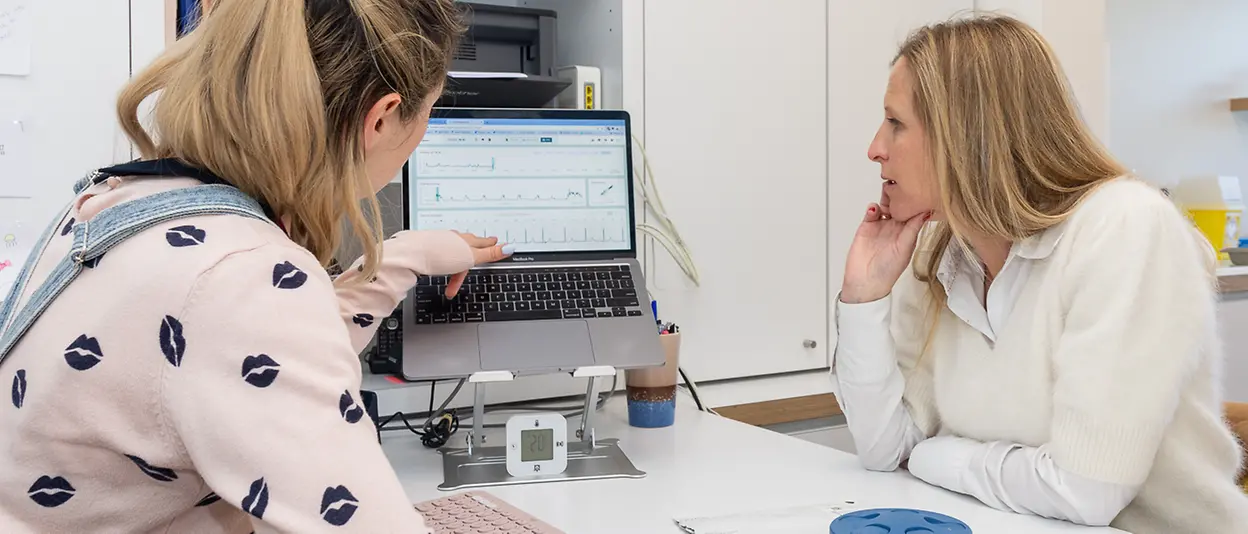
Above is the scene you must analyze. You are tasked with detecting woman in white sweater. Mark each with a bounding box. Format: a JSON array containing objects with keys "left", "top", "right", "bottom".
[{"left": 833, "top": 15, "right": 1248, "bottom": 533}]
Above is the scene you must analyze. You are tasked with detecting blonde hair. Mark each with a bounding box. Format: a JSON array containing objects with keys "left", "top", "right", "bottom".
[
  {"left": 895, "top": 14, "right": 1128, "bottom": 313},
  {"left": 117, "top": 0, "right": 465, "bottom": 278}
]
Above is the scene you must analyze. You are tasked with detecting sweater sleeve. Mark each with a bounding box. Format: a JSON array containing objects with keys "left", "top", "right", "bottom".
[
  {"left": 161, "top": 244, "right": 429, "bottom": 533},
  {"left": 334, "top": 230, "right": 475, "bottom": 353},
  {"left": 830, "top": 270, "right": 941, "bottom": 471},
  {"left": 1048, "top": 191, "right": 1216, "bottom": 486},
  {"left": 907, "top": 435, "right": 1137, "bottom": 526}
]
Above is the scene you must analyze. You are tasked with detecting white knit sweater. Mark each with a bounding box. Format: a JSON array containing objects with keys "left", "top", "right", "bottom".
[{"left": 834, "top": 178, "right": 1248, "bottom": 533}]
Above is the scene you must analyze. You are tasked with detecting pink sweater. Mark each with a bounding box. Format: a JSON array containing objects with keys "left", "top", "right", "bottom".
[{"left": 0, "top": 177, "right": 473, "bottom": 532}]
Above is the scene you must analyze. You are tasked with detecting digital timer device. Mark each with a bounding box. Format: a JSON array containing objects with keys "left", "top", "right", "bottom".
[{"left": 505, "top": 413, "right": 568, "bottom": 477}]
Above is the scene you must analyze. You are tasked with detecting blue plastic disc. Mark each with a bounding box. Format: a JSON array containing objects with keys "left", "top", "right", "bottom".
[{"left": 829, "top": 508, "right": 971, "bottom": 534}]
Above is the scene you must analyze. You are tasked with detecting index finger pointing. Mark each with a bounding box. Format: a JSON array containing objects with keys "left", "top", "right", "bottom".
[{"left": 474, "top": 244, "right": 514, "bottom": 265}]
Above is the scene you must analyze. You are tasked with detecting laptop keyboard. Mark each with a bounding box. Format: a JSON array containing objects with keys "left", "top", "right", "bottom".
[{"left": 412, "top": 265, "right": 644, "bottom": 325}]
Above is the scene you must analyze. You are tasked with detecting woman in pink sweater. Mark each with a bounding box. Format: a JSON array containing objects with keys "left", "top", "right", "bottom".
[{"left": 0, "top": 0, "right": 501, "bottom": 532}]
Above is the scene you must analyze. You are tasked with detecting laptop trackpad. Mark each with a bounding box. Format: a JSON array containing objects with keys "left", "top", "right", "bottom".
[{"left": 478, "top": 320, "right": 595, "bottom": 372}]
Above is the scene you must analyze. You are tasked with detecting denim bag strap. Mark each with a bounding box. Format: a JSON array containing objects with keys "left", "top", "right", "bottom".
[{"left": 0, "top": 183, "right": 274, "bottom": 365}]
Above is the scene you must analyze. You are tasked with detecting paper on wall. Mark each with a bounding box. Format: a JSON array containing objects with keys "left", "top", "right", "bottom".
[
  {"left": 0, "top": 0, "right": 31, "bottom": 76},
  {"left": 0, "top": 216, "right": 34, "bottom": 303},
  {"left": 0, "top": 119, "right": 34, "bottom": 198}
]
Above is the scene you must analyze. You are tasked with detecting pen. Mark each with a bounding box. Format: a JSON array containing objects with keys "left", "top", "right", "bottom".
[{"left": 651, "top": 300, "right": 658, "bottom": 322}]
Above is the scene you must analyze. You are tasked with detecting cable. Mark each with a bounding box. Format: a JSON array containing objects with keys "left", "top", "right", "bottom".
[
  {"left": 677, "top": 367, "right": 719, "bottom": 416},
  {"left": 428, "top": 380, "right": 436, "bottom": 414},
  {"left": 631, "top": 134, "right": 701, "bottom": 287},
  {"left": 678, "top": 367, "right": 705, "bottom": 412},
  {"left": 375, "top": 378, "right": 467, "bottom": 448}
]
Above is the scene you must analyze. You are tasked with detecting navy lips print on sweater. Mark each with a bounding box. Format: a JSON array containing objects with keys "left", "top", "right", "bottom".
[
  {"left": 241, "top": 354, "right": 281, "bottom": 388},
  {"left": 126, "top": 454, "right": 178, "bottom": 482},
  {"left": 272, "top": 261, "right": 307, "bottom": 289},
  {"left": 27, "top": 476, "right": 75, "bottom": 508},
  {"left": 241, "top": 478, "right": 269, "bottom": 519},
  {"left": 160, "top": 316, "right": 186, "bottom": 367},
  {"left": 194, "top": 492, "right": 221, "bottom": 507},
  {"left": 10, "top": 369, "right": 25, "bottom": 408},
  {"left": 63, "top": 335, "right": 104, "bottom": 371},
  {"left": 320, "top": 485, "right": 360, "bottom": 526},
  {"left": 339, "top": 391, "right": 364, "bottom": 424},
  {"left": 165, "top": 225, "right": 207, "bottom": 247}
]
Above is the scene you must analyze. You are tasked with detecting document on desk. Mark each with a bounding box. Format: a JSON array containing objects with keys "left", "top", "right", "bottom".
[{"left": 674, "top": 501, "right": 863, "bottom": 534}]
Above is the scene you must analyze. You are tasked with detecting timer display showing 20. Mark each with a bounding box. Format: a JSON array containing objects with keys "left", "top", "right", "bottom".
[{"left": 521, "top": 428, "right": 555, "bottom": 462}]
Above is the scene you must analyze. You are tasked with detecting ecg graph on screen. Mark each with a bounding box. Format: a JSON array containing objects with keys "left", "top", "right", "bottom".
[
  {"left": 414, "top": 147, "right": 626, "bottom": 178},
  {"left": 417, "top": 179, "right": 588, "bottom": 209},
  {"left": 416, "top": 210, "right": 629, "bottom": 252},
  {"left": 416, "top": 178, "right": 627, "bottom": 209}
]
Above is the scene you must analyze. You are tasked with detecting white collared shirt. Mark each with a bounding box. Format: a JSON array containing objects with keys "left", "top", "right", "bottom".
[{"left": 830, "top": 223, "right": 1138, "bottom": 527}]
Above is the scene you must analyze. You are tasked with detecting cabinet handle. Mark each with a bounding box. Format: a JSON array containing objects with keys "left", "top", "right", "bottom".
[{"left": 803, "top": 339, "right": 817, "bottom": 349}]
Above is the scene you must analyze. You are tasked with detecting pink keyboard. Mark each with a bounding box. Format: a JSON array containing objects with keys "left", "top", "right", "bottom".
[{"left": 414, "top": 491, "right": 565, "bottom": 534}]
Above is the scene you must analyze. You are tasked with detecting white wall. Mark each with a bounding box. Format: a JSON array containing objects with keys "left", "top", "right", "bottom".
[
  {"left": 0, "top": 2, "right": 132, "bottom": 231},
  {"left": 1107, "top": 0, "right": 1248, "bottom": 189},
  {"left": 976, "top": 0, "right": 1110, "bottom": 143}
]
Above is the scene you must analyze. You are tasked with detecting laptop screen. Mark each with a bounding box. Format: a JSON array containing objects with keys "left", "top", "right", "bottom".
[{"left": 408, "top": 115, "right": 632, "bottom": 255}]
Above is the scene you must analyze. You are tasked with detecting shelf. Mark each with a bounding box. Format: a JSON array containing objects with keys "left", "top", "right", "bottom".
[{"left": 1230, "top": 98, "right": 1248, "bottom": 112}]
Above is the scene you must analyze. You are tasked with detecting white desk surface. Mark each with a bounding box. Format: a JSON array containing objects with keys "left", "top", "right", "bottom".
[
  {"left": 383, "top": 398, "right": 1124, "bottom": 533},
  {"left": 1219, "top": 264, "right": 1248, "bottom": 277}
]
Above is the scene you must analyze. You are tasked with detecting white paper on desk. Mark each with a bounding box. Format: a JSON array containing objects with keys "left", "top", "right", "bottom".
[
  {"left": 0, "top": 120, "right": 34, "bottom": 198},
  {"left": 0, "top": 215, "right": 35, "bottom": 302},
  {"left": 673, "top": 501, "right": 864, "bottom": 534},
  {"left": 0, "top": 0, "right": 32, "bottom": 76},
  {"left": 449, "top": 71, "right": 528, "bottom": 79}
]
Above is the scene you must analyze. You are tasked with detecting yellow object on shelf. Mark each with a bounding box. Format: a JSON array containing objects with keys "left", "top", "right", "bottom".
[
  {"left": 1186, "top": 209, "right": 1242, "bottom": 261},
  {"left": 1172, "top": 176, "right": 1244, "bottom": 261}
]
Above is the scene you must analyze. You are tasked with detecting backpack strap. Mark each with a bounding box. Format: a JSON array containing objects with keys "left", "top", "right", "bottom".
[{"left": 0, "top": 183, "right": 275, "bottom": 364}]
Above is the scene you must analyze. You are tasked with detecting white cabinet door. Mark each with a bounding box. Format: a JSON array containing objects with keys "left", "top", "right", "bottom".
[{"left": 641, "top": 0, "right": 829, "bottom": 380}]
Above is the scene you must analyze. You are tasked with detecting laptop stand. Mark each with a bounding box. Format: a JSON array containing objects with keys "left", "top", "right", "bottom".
[{"left": 436, "top": 366, "right": 647, "bottom": 491}]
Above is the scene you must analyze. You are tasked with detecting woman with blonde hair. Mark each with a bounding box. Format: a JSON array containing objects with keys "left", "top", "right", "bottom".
[
  {"left": 833, "top": 15, "right": 1248, "bottom": 533},
  {"left": 0, "top": 0, "right": 508, "bottom": 531}
]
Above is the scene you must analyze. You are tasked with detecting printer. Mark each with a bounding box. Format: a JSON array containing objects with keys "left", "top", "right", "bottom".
[{"left": 438, "top": 2, "right": 571, "bottom": 108}]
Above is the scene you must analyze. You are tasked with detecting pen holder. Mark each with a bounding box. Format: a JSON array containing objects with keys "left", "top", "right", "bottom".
[{"left": 625, "top": 333, "right": 680, "bottom": 428}]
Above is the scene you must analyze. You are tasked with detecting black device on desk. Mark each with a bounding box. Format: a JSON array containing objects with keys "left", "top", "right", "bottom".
[{"left": 367, "top": 306, "right": 405, "bottom": 375}]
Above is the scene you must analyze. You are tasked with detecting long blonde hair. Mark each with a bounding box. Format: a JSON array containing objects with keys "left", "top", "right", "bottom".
[
  {"left": 117, "top": 0, "right": 465, "bottom": 278},
  {"left": 896, "top": 15, "right": 1128, "bottom": 310}
]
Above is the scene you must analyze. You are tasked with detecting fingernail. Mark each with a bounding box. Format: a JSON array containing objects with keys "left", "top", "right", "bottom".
[
  {"left": 868, "top": 207, "right": 876, "bottom": 213},
  {"left": 502, "top": 244, "right": 516, "bottom": 255}
]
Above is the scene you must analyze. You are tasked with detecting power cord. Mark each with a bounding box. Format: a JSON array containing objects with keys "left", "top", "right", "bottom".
[
  {"left": 376, "top": 378, "right": 467, "bottom": 448},
  {"left": 631, "top": 134, "right": 700, "bottom": 287},
  {"left": 678, "top": 367, "right": 706, "bottom": 412}
]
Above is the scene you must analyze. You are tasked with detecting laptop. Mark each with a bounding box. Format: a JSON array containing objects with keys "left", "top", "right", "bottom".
[{"left": 399, "top": 108, "right": 664, "bottom": 380}]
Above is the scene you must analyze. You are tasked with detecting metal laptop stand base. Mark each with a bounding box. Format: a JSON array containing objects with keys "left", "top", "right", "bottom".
[{"left": 437, "top": 367, "right": 647, "bottom": 491}]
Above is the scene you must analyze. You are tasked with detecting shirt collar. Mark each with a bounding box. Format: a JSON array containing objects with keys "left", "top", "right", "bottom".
[{"left": 934, "top": 222, "right": 1068, "bottom": 292}]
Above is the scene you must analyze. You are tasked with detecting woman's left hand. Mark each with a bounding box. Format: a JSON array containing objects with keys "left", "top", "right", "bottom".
[{"left": 445, "top": 232, "right": 513, "bottom": 297}]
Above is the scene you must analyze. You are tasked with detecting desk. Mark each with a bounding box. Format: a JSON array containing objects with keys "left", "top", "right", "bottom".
[
  {"left": 1220, "top": 264, "right": 1248, "bottom": 294},
  {"left": 383, "top": 397, "right": 1124, "bottom": 533}
]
